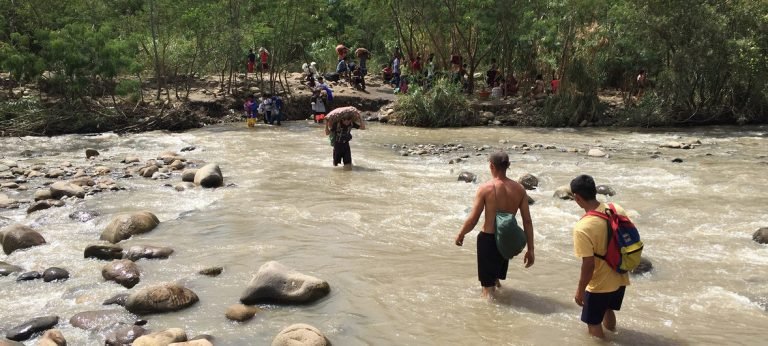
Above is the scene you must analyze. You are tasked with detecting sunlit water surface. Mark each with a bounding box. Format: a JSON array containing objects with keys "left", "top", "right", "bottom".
[{"left": 1, "top": 122, "right": 767, "bottom": 345}]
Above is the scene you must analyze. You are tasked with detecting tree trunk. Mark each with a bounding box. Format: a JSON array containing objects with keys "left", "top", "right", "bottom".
[{"left": 148, "top": 0, "right": 162, "bottom": 101}]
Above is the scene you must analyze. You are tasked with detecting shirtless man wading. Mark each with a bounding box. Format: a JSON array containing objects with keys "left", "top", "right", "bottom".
[{"left": 455, "top": 151, "right": 535, "bottom": 298}]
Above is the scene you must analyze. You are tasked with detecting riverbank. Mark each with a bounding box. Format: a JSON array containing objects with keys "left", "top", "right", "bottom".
[{"left": 1, "top": 71, "right": 763, "bottom": 137}]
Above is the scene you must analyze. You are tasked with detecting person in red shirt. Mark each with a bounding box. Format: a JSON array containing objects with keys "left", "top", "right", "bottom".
[
  {"left": 411, "top": 56, "right": 423, "bottom": 75},
  {"left": 259, "top": 47, "right": 269, "bottom": 71},
  {"left": 551, "top": 72, "right": 560, "bottom": 94}
]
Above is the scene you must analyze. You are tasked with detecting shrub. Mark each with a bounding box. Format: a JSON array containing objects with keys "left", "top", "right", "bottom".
[{"left": 394, "top": 78, "right": 476, "bottom": 127}]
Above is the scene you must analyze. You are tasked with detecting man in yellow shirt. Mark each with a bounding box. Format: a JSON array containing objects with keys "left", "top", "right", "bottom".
[{"left": 570, "top": 174, "right": 630, "bottom": 339}]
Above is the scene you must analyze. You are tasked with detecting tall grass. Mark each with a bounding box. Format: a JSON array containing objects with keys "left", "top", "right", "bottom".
[{"left": 394, "top": 78, "right": 476, "bottom": 127}]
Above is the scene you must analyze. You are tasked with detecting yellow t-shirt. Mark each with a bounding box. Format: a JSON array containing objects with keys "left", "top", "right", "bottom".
[{"left": 573, "top": 202, "right": 630, "bottom": 293}]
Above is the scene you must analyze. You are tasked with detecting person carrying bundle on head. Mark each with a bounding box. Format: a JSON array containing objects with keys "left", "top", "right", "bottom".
[{"left": 325, "top": 107, "right": 366, "bottom": 169}]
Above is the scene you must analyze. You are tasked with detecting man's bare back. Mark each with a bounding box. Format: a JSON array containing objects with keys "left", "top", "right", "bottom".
[{"left": 479, "top": 177, "right": 528, "bottom": 234}]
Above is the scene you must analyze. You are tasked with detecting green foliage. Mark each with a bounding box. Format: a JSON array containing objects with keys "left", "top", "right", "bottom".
[
  {"left": 0, "top": 33, "right": 45, "bottom": 83},
  {"left": 0, "top": 0, "right": 766, "bottom": 126},
  {"left": 541, "top": 59, "right": 604, "bottom": 126},
  {"left": 394, "top": 78, "right": 476, "bottom": 127},
  {"left": 115, "top": 79, "right": 142, "bottom": 102}
]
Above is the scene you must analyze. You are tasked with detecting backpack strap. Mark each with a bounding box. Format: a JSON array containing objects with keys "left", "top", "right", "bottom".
[{"left": 582, "top": 207, "right": 613, "bottom": 260}]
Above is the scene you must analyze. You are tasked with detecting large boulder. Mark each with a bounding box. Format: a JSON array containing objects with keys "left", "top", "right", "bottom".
[
  {"left": 1, "top": 224, "right": 46, "bottom": 255},
  {"left": 37, "top": 329, "right": 66, "bottom": 346},
  {"left": 125, "top": 283, "right": 199, "bottom": 314},
  {"left": 49, "top": 182, "right": 85, "bottom": 199},
  {"left": 102, "top": 259, "right": 141, "bottom": 288},
  {"left": 225, "top": 304, "right": 261, "bottom": 322},
  {"left": 84, "top": 244, "right": 124, "bottom": 260},
  {"left": 180, "top": 169, "right": 198, "bottom": 183},
  {"left": 0, "top": 261, "right": 23, "bottom": 277},
  {"left": 457, "top": 171, "right": 476, "bottom": 183},
  {"left": 753, "top": 227, "right": 768, "bottom": 244},
  {"left": 5, "top": 316, "right": 59, "bottom": 342},
  {"left": 240, "top": 261, "right": 330, "bottom": 305},
  {"left": 100, "top": 211, "right": 160, "bottom": 244},
  {"left": 271, "top": 324, "right": 330, "bottom": 346},
  {"left": 132, "top": 328, "right": 187, "bottom": 346},
  {"left": 123, "top": 245, "right": 174, "bottom": 261},
  {"left": 69, "top": 310, "right": 133, "bottom": 330},
  {"left": 193, "top": 164, "right": 223, "bottom": 188},
  {"left": 517, "top": 173, "right": 539, "bottom": 190},
  {"left": 553, "top": 185, "right": 573, "bottom": 200}
]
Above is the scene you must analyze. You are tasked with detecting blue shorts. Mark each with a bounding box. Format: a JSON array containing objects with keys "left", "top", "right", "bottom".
[{"left": 581, "top": 286, "right": 625, "bottom": 325}]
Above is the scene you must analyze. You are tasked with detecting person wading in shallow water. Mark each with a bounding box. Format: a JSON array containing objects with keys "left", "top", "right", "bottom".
[
  {"left": 569, "top": 174, "right": 631, "bottom": 339},
  {"left": 325, "top": 112, "right": 365, "bottom": 170},
  {"left": 455, "top": 151, "right": 535, "bottom": 298}
]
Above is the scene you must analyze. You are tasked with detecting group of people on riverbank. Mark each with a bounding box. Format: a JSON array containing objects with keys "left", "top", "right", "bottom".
[
  {"left": 243, "top": 93, "right": 283, "bottom": 127},
  {"left": 246, "top": 47, "right": 270, "bottom": 74},
  {"left": 455, "top": 151, "right": 637, "bottom": 340}
]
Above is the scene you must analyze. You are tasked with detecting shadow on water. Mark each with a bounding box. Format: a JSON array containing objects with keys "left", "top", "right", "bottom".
[
  {"left": 492, "top": 287, "right": 573, "bottom": 315},
  {"left": 611, "top": 328, "right": 689, "bottom": 346}
]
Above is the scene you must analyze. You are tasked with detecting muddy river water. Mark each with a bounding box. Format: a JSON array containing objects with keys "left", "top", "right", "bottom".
[{"left": 1, "top": 122, "right": 767, "bottom": 345}]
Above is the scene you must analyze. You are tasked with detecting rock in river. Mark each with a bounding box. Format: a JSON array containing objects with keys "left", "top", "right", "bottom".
[
  {"left": 194, "top": 164, "right": 223, "bottom": 188},
  {"left": 100, "top": 211, "right": 160, "bottom": 244},
  {"left": 518, "top": 173, "right": 539, "bottom": 190},
  {"left": 69, "top": 310, "right": 134, "bottom": 330},
  {"left": 181, "top": 169, "right": 198, "bottom": 182},
  {"left": 102, "top": 259, "right": 141, "bottom": 288},
  {"left": 630, "top": 257, "right": 654, "bottom": 275},
  {"left": 272, "top": 324, "right": 331, "bottom": 346},
  {"left": 753, "top": 227, "right": 768, "bottom": 244},
  {"left": 587, "top": 148, "right": 607, "bottom": 157},
  {"left": 42, "top": 267, "right": 70, "bottom": 282},
  {"left": 84, "top": 244, "right": 124, "bottom": 260},
  {"left": 458, "top": 171, "right": 476, "bottom": 183},
  {"left": 1, "top": 224, "right": 46, "bottom": 255},
  {"left": 132, "top": 328, "right": 187, "bottom": 346},
  {"left": 70, "top": 210, "right": 100, "bottom": 222},
  {"left": 37, "top": 329, "right": 66, "bottom": 346},
  {"left": 5, "top": 315, "right": 59, "bottom": 342},
  {"left": 596, "top": 184, "right": 616, "bottom": 196},
  {"left": 123, "top": 245, "right": 174, "bottom": 261},
  {"left": 16, "top": 271, "right": 41, "bottom": 281},
  {"left": 240, "top": 261, "right": 330, "bottom": 305},
  {"left": 0, "top": 261, "right": 23, "bottom": 277},
  {"left": 225, "top": 304, "right": 261, "bottom": 322},
  {"left": 49, "top": 181, "right": 85, "bottom": 199},
  {"left": 85, "top": 148, "right": 100, "bottom": 158},
  {"left": 125, "top": 283, "right": 199, "bottom": 314},
  {"left": 553, "top": 185, "right": 573, "bottom": 200}
]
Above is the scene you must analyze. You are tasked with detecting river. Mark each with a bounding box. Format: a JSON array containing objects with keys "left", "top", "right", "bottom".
[{"left": 1, "top": 122, "right": 767, "bottom": 345}]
